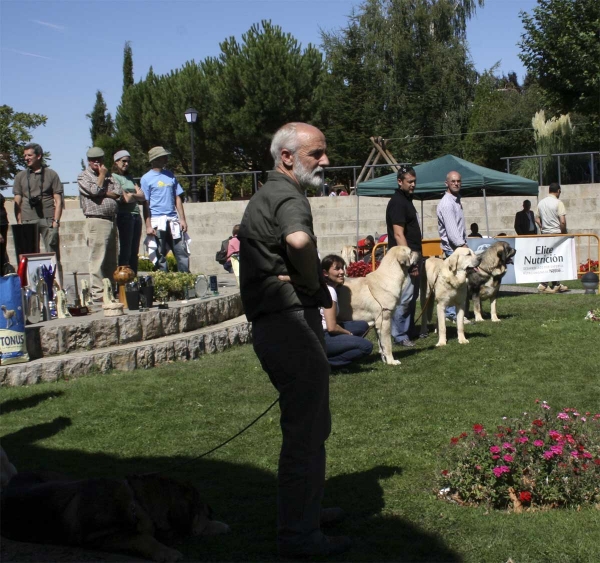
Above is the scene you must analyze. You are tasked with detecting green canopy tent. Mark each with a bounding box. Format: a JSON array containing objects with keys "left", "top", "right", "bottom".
[{"left": 355, "top": 154, "right": 539, "bottom": 237}]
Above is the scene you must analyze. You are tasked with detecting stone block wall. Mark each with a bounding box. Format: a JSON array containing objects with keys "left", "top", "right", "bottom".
[{"left": 5, "top": 183, "right": 599, "bottom": 275}]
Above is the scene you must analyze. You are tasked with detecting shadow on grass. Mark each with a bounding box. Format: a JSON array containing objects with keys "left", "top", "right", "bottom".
[
  {"left": 2, "top": 414, "right": 461, "bottom": 562},
  {"left": 0, "top": 391, "right": 64, "bottom": 416}
]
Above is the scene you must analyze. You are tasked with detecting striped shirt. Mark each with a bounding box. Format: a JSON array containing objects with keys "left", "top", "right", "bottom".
[
  {"left": 78, "top": 167, "right": 123, "bottom": 218},
  {"left": 437, "top": 191, "right": 466, "bottom": 254}
]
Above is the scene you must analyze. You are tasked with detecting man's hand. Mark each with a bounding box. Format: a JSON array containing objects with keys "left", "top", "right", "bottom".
[
  {"left": 180, "top": 218, "right": 188, "bottom": 233},
  {"left": 146, "top": 225, "right": 156, "bottom": 236},
  {"left": 98, "top": 164, "right": 108, "bottom": 177}
]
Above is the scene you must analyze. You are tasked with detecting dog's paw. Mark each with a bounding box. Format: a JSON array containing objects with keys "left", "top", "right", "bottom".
[
  {"left": 458, "top": 338, "right": 470, "bottom": 344},
  {"left": 491, "top": 317, "right": 501, "bottom": 323},
  {"left": 389, "top": 359, "right": 401, "bottom": 365},
  {"left": 435, "top": 341, "right": 447, "bottom": 347},
  {"left": 152, "top": 546, "right": 183, "bottom": 563},
  {"left": 201, "top": 520, "right": 230, "bottom": 535},
  {"left": 474, "top": 317, "right": 484, "bottom": 323}
]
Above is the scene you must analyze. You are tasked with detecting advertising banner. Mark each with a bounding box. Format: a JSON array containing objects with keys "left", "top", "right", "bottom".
[
  {"left": 513, "top": 236, "right": 577, "bottom": 284},
  {"left": 466, "top": 238, "right": 516, "bottom": 284}
]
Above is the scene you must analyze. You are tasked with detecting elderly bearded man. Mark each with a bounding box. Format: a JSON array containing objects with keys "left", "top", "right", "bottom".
[{"left": 239, "top": 123, "right": 351, "bottom": 558}]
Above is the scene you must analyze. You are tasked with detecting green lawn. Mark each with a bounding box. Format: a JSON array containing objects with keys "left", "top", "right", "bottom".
[{"left": 1, "top": 292, "right": 600, "bottom": 562}]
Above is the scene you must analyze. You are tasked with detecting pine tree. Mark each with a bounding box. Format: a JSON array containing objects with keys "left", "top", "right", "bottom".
[{"left": 87, "top": 91, "right": 115, "bottom": 145}]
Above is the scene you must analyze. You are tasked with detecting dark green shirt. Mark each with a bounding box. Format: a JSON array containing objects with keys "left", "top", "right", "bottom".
[{"left": 239, "top": 171, "right": 332, "bottom": 321}]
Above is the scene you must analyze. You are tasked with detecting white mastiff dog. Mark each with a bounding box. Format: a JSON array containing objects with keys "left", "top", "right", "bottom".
[{"left": 337, "top": 245, "right": 420, "bottom": 365}]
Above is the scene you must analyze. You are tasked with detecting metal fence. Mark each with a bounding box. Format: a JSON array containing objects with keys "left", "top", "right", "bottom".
[{"left": 501, "top": 151, "right": 599, "bottom": 186}]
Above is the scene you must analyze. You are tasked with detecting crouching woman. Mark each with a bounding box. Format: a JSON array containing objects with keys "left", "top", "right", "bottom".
[{"left": 321, "top": 255, "right": 373, "bottom": 368}]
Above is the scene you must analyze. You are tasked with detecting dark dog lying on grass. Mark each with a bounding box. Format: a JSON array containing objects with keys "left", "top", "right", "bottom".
[{"left": 1, "top": 471, "right": 229, "bottom": 562}]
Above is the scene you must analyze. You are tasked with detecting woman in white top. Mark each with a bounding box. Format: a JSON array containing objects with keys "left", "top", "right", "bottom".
[{"left": 320, "top": 255, "right": 373, "bottom": 368}]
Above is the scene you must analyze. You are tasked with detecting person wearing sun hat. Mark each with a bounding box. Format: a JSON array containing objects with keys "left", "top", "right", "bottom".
[
  {"left": 140, "top": 146, "right": 189, "bottom": 272},
  {"left": 112, "top": 150, "right": 146, "bottom": 274},
  {"left": 78, "top": 146, "right": 123, "bottom": 302}
]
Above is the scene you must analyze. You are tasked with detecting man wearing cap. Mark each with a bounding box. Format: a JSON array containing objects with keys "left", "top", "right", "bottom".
[
  {"left": 12, "top": 142, "right": 64, "bottom": 285},
  {"left": 141, "top": 146, "right": 189, "bottom": 273},
  {"left": 78, "top": 147, "right": 123, "bottom": 302}
]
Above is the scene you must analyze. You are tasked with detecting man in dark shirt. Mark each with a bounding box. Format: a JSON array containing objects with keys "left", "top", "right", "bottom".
[
  {"left": 12, "top": 143, "right": 64, "bottom": 284},
  {"left": 239, "top": 123, "right": 350, "bottom": 558},
  {"left": 386, "top": 166, "right": 422, "bottom": 346},
  {"left": 514, "top": 199, "right": 538, "bottom": 235}
]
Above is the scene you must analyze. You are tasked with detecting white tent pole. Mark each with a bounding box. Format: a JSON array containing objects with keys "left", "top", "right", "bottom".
[
  {"left": 356, "top": 192, "right": 360, "bottom": 245},
  {"left": 482, "top": 188, "right": 490, "bottom": 237},
  {"left": 420, "top": 199, "right": 424, "bottom": 235}
]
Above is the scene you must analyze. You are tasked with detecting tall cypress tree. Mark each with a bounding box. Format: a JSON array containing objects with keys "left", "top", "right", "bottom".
[{"left": 123, "top": 41, "right": 134, "bottom": 95}]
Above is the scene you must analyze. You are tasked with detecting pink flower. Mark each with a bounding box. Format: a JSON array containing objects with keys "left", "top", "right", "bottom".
[
  {"left": 475, "top": 465, "right": 482, "bottom": 470},
  {"left": 493, "top": 466, "right": 510, "bottom": 477},
  {"left": 543, "top": 450, "right": 555, "bottom": 460},
  {"left": 581, "top": 417, "right": 587, "bottom": 422},
  {"left": 542, "top": 404, "right": 551, "bottom": 410},
  {"left": 502, "top": 442, "right": 515, "bottom": 451},
  {"left": 492, "top": 455, "right": 500, "bottom": 460},
  {"left": 557, "top": 412, "right": 570, "bottom": 420},
  {"left": 573, "top": 412, "right": 580, "bottom": 417},
  {"left": 518, "top": 437, "right": 529, "bottom": 443},
  {"left": 550, "top": 445, "right": 563, "bottom": 455},
  {"left": 490, "top": 445, "right": 501, "bottom": 454},
  {"left": 549, "top": 430, "right": 562, "bottom": 441},
  {"left": 533, "top": 440, "right": 544, "bottom": 447},
  {"left": 570, "top": 451, "right": 579, "bottom": 458},
  {"left": 583, "top": 452, "right": 592, "bottom": 459},
  {"left": 503, "top": 454, "right": 514, "bottom": 462}
]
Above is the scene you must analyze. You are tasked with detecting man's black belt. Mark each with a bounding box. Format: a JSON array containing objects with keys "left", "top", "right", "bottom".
[{"left": 86, "top": 215, "right": 114, "bottom": 221}]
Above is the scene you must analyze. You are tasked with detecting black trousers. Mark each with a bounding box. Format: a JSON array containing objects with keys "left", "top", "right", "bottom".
[{"left": 252, "top": 308, "right": 331, "bottom": 551}]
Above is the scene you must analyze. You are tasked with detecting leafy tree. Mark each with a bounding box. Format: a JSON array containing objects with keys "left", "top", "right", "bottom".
[
  {"left": 519, "top": 0, "right": 600, "bottom": 119},
  {"left": 463, "top": 68, "right": 543, "bottom": 170},
  {"left": 318, "top": 0, "right": 483, "bottom": 172},
  {"left": 123, "top": 41, "right": 134, "bottom": 95},
  {"left": 0, "top": 105, "right": 47, "bottom": 186},
  {"left": 87, "top": 90, "right": 115, "bottom": 145},
  {"left": 203, "top": 20, "right": 325, "bottom": 172}
]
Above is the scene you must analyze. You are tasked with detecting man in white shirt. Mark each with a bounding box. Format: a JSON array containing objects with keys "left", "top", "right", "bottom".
[{"left": 535, "top": 182, "right": 569, "bottom": 293}]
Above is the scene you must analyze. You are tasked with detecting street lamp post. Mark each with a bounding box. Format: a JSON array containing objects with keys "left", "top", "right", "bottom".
[{"left": 184, "top": 107, "right": 199, "bottom": 202}]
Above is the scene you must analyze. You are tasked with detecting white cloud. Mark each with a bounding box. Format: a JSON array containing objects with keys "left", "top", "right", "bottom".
[
  {"left": 32, "top": 20, "right": 66, "bottom": 31},
  {"left": 5, "top": 48, "right": 55, "bottom": 61}
]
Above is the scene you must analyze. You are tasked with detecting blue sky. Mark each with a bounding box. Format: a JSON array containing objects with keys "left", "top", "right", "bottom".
[{"left": 1, "top": 0, "right": 537, "bottom": 196}]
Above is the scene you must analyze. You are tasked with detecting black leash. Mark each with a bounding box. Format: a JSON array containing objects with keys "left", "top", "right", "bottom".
[{"left": 143, "top": 397, "right": 280, "bottom": 476}]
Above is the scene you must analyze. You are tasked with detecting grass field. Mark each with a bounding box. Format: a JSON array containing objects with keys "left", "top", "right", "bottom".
[{"left": 1, "top": 291, "right": 600, "bottom": 562}]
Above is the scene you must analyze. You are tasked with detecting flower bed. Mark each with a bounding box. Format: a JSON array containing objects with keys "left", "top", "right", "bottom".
[
  {"left": 437, "top": 401, "right": 600, "bottom": 511},
  {"left": 579, "top": 259, "right": 599, "bottom": 274}
]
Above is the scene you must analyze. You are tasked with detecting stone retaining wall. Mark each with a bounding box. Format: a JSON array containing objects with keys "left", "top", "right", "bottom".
[
  {"left": 24, "top": 293, "right": 243, "bottom": 360},
  {"left": 0, "top": 318, "right": 251, "bottom": 387}
]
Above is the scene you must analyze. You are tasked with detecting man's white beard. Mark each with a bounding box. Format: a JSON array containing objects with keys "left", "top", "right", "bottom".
[{"left": 293, "top": 159, "right": 324, "bottom": 190}]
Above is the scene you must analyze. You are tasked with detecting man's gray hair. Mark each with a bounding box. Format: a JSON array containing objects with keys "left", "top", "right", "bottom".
[
  {"left": 24, "top": 143, "right": 43, "bottom": 157},
  {"left": 270, "top": 123, "right": 301, "bottom": 166}
]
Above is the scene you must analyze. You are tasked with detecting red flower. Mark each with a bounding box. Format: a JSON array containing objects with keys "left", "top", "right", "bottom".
[
  {"left": 532, "top": 419, "right": 544, "bottom": 427},
  {"left": 450, "top": 437, "right": 459, "bottom": 444},
  {"left": 519, "top": 491, "right": 532, "bottom": 503},
  {"left": 459, "top": 432, "right": 468, "bottom": 439},
  {"left": 473, "top": 424, "right": 484, "bottom": 434},
  {"left": 441, "top": 470, "right": 449, "bottom": 476}
]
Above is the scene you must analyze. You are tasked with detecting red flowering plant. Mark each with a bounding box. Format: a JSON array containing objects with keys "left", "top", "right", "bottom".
[
  {"left": 346, "top": 261, "right": 380, "bottom": 277},
  {"left": 579, "top": 259, "right": 599, "bottom": 274},
  {"left": 437, "top": 401, "right": 600, "bottom": 511}
]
